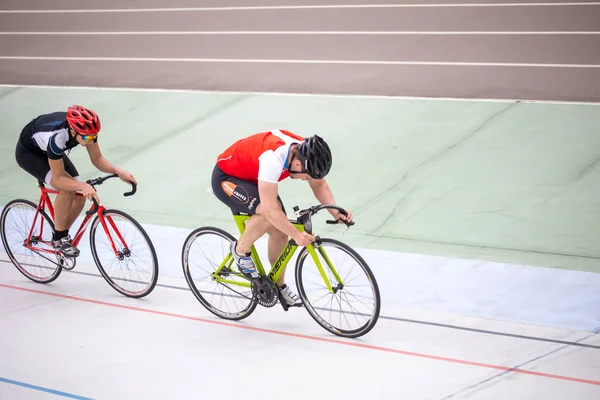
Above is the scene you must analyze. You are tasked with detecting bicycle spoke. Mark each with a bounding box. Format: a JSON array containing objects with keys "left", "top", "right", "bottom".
[
  {"left": 182, "top": 227, "right": 256, "bottom": 320},
  {"left": 296, "top": 238, "right": 380, "bottom": 338},
  {"left": 91, "top": 210, "right": 158, "bottom": 298},
  {"left": 1, "top": 200, "right": 62, "bottom": 283},
  {"left": 338, "top": 290, "right": 368, "bottom": 325}
]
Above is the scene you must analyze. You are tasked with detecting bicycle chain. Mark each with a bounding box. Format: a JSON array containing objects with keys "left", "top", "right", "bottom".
[{"left": 28, "top": 245, "right": 69, "bottom": 270}]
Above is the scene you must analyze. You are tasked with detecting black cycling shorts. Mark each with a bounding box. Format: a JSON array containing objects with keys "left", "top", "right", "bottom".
[
  {"left": 211, "top": 164, "right": 285, "bottom": 215},
  {"left": 15, "top": 142, "right": 80, "bottom": 185}
]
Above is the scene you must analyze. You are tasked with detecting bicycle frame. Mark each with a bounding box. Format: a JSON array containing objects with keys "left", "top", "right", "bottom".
[
  {"left": 25, "top": 178, "right": 131, "bottom": 259},
  {"left": 212, "top": 210, "right": 345, "bottom": 294}
]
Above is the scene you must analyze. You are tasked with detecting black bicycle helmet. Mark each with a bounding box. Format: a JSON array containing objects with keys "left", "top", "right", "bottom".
[{"left": 296, "top": 135, "right": 332, "bottom": 179}]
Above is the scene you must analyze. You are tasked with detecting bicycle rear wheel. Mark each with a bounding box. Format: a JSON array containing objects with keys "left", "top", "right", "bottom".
[
  {"left": 182, "top": 226, "right": 257, "bottom": 320},
  {"left": 89, "top": 209, "right": 158, "bottom": 298},
  {"left": 0, "top": 199, "right": 62, "bottom": 283},
  {"left": 295, "top": 238, "right": 381, "bottom": 338}
]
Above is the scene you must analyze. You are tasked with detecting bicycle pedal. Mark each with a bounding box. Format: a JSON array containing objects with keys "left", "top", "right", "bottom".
[
  {"left": 279, "top": 296, "right": 289, "bottom": 312},
  {"left": 277, "top": 292, "right": 303, "bottom": 312},
  {"left": 57, "top": 255, "right": 77, "bottom": 270}
]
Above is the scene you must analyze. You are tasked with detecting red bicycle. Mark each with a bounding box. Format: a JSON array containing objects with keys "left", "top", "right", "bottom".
[{"left": 0, "top": 174, "right": 158, "bottom": 298}]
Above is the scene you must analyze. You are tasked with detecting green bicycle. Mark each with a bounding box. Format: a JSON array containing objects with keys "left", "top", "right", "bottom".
[{"left": 181, "top": 203, "right": 381, "bottom": 338}]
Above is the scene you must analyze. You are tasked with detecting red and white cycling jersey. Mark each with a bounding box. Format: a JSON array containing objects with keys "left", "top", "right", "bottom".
[{"left": 216, "top": 129, "right": 304, "bottom": 183}]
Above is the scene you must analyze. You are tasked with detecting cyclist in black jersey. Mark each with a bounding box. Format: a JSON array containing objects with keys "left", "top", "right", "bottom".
[{"left": 15, "top": 105, "right": 137, "bottom": 258}]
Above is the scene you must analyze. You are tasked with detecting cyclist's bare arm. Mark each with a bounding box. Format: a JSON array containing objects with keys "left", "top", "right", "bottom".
[
  {"left": 308, "top": 177, "right": 353, "bottom": 223},
  {"left": 86, "top": 142, "right": 137, "bottom": 184},
  {"left": 308, "top": 177, "right": 336, "bottom": 205},
  {"left": 258, "top": 180, "right": 314, "bottom": 245},
  {"left": 48, "top": 158, "right": 97, "bottom": 200},
  {"left": 258, "top": 181, "right": 300, "bottom": 237}
]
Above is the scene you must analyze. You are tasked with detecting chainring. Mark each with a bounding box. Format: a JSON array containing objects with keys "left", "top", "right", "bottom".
[{"left": 251, "top": 277, "right": 279, "bottom": 307}]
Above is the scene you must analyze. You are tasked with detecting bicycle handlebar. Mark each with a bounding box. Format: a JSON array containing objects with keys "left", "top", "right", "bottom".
[
  {"left": 292, "top": 204, "right": 355, "bottom": 235},
  {"left": 85, "top": 174, "right": 137, "bottom": 215}
]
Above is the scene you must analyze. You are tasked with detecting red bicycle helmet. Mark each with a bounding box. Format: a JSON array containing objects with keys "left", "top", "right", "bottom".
[{"left": 66, "top": 105, "right": 101, "bottom": 135}]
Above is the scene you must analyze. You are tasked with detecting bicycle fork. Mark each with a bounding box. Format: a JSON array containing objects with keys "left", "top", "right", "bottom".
[
  {"left": 86, "top": 207, "right": 131, "bottom": 260},
  {"left": 306, "top": 239, "right": 344, "bottom": 294}
]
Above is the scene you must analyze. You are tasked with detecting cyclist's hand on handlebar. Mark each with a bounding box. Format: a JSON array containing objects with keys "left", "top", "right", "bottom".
[
  {"left": 81, "top": 183, "right": 100, "bottom": 203},
  {"left": 294, "top": 231, "right": 316, "bottom": 247},
  {"left": 332, "top": 209, "right": 353, "bottom": 224},
  {"left": 115, "top": 168, "right": 137, "bottom": 185}
]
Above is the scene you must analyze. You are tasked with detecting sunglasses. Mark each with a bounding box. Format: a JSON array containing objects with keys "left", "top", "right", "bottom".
[
  {"left": 289, "top": 152, "right": 307, "bottom": 174},
  {"left": 70, "top": 128, "right": 97, "bottom": 142},
  {"left": 80, "top": 134, "right": 97, "bottom": 142}
]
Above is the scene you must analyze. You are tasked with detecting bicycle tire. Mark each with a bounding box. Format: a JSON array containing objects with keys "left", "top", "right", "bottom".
[
  {"left": 295, "top": 238, "right": 381, "bottom": 338},
  {"left": 89, "top": 209, "right": 159, "bottom": 298},
  {"left": 182, "top": 226, "right": 258, "bottom": 320},
  {"left": 0, "top": 199, "right": 62, "bottom": 284}
]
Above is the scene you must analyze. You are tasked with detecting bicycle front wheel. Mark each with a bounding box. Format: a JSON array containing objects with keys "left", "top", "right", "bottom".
[
  {"left": 0, "top": 199, "right": 62, "bottom": 283},
  {"left": 182, "top": 226, "right": 257, "bottom": 320},
  {"left": 295, "top": 238, "right": 381, "bottom": 338},
  {"left": 89, "top": 209, "right": 158, "bottom": 298}
]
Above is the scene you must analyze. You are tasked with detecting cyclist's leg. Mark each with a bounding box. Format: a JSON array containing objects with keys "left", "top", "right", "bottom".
[
  {"left": 15, "top": 143, "right": 81, "bottom": 257},
  {"left": 266, "top": 225, "right": 287, "bottom": 276},
  {"left": 211, "top": 165, "right": 300, "bottom": 304},
  {"left": 58, "top": 154, "right": 85, "bottom": 229},
  {"left": 237, "top": 197, "right": 286, "bottom": 254},
  {"left": 15, "top": 143, "right": 51, "bottom": 184},
  {"left": 265, "top": 222, "right": 301, "bottom": 306},
  {"left": 211, "top": 164, "right": 282, "bottom": 278},
  {"left": 45, "top": 154, "right": 83, "bottom": 257}
]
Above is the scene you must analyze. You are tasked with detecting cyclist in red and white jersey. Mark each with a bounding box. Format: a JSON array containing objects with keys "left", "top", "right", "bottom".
[{"left": 211, "top": 129, "right": 353, "bottom": 307}]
